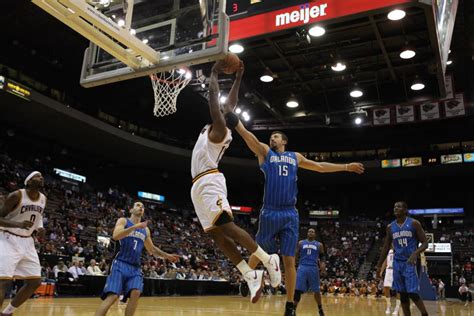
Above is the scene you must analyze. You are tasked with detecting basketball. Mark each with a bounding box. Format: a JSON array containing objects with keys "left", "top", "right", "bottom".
[{"left": 221, "top": 53, "right": 241, "bottom": 74}]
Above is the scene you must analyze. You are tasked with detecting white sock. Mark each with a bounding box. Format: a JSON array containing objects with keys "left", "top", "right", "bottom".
[
  {"left": 236, "top": 260, "right": 252, "bottom": 276},
  {"left": 395, "top": 299, "right": 401, "bottom": 307},
  {"left": 252, "top": 246, "right": 271, "bottom": 264},
  {"left": 3, "top": 303, "right": 17, "bottom": 314},
  {"left": 385, "top": 297, "right": 391, "bottom": 307}
]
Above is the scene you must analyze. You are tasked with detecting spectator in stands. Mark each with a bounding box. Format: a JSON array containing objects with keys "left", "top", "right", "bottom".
[
  {"left": 86, "top": 259, "right": 103, "bottom": 276},
  {"left": 459, "top": 283, "right": 472, "bottom": 306},
  {"left": 68, "top": 261, "right": 85, "bottom": 280},
  {"left": 149, "top": 266, "right": 159, "bottom": 279},
  {"left": 53, "top": 260, "right": 68, "bottom": 278},
  {"left": 438, "top": 279, "right": 445, "bottom": 300}
]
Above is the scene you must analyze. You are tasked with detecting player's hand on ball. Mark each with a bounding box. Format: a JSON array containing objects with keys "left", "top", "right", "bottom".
[
  {"left": 165, "top": 254, "right": 180, "bottom": 263},
  {"left": 18, "top": 220, "right": 34, "bottom": 229},
  {"left": 136, "top": 221, "right": 148, "bottom": 229},
  {"left": 212, "top": 60, "right": 226, "bottom": 73},
  {"left": 236, "top": 61, "right": 244, "bottom": 78},
  {"left": 347, "top": 163, "right": 365, "bottom": 174}
]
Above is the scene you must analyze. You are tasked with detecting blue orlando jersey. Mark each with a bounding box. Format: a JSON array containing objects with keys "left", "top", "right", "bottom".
[
  {"left": 391, "top": 217, "right": 418, "bottom": 261},
  {"left": 298, "top": 240, "right": 320, "bottom": 267},
  {"left": 260, "top": 150, "right": 298, "bottom": 209},
  {"left": 115, "top": 219, "right": 147, "bottom": 266}
]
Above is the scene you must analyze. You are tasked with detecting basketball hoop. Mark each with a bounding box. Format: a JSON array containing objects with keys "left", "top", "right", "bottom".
[{"left": 150, "top": 67, "right": 192, "bottom": 117}]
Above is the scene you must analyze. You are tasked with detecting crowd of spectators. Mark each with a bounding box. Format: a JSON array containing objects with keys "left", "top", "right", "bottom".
[{"left": 1, "top": 147, "right": 472, "bottom": 302}]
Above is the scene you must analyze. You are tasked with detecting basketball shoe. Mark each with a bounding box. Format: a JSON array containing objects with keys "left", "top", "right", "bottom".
[
  {"left": 244, "top": 270, "right": 264, "bottom": 303},
  {"left": 263, "top": 254, "right": 281, "bottom": 287}
]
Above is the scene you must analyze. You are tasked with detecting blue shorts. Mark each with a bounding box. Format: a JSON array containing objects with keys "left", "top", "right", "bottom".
[
  {"left": 102, "top": 259, "right": 143, "bottom": 302},
  {"left": 393, "top": 259, "right": 419, "bottom": 294},
  {"left": 256, "top": 208, "right": 299, "bottom": 257},
  {"left": 296, "top": 265, "right": 320, "bottom": 293}
]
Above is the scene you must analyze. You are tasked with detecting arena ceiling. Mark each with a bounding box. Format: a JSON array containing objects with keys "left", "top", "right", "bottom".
[{"left": 1, "top": 0, "right": 473, "bottom": 148}]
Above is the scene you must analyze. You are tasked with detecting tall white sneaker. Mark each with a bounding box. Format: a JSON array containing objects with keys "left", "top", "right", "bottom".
[
  {"left": 263, "top": 254, "right": 281, "bottom": 287},
  {"left": 385, "top": 307, "right": 391, "bottom": 314},
  {"left": 244, "top": 270, "right": 264, "bottom": 303},
  {"left": 392, "top": 307, "right": 399, "bottom": 315}
]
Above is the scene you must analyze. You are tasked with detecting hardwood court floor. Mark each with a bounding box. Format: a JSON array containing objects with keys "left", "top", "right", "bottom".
[{"left": 4, "top": 295, "right": 472, "bottom": 315}]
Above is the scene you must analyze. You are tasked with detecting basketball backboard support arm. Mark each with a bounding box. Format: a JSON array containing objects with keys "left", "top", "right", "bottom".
[
  {"left": 33, "top": 0, "right": 228, "bottom": 88},
  {"left": 32, "top": 0, "right": 160, "bottom": 70}
]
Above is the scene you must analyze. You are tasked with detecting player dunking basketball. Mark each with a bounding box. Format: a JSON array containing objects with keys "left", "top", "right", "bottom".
[
  {"left": 95, "top": 202, "right": 178, "bottom": 316},
  {"left": 0, "top": 172, "right": 46, "bottom": 316},
  {"left": 294, "top": 228, "right": 326, "bottom": 316},
  {"left": 377, "top": 201, "right": 429, "bottom": 316},
  {"left": 190, "top": 60, "right": 281, "bottom": 303},
  {"left": 233, "top": 125, "right": 364, "bottom": 315}
]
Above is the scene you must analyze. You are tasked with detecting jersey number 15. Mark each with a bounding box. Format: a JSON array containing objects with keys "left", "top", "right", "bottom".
[{"left": 278, "top": 165, "right": 288, "bottom": 176}]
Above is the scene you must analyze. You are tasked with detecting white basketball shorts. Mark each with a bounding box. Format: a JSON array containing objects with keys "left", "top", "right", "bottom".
[
  {"left": 191, "top": 173, "right": 233, "bottom": 232},
  {"left": 0, "top": 231, "right": 41, "bottom": 279},
  {"left": 384, "top": 268, "right": 394, "bottom": 288}
]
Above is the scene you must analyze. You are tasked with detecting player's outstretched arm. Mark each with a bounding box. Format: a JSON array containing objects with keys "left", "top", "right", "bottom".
[
  {"left": 144, "top": 228, "right": 179, "bottom": 262},
  {"left": 295, "top": 153, "right": 365, "bottom": 174},
  {"left": 235, "top": 121, "right": 269, "bottom": 161},
  {"left": 112, "top": 217, "right": 147, "bottom": 241},
  {"left": 208, "top": 61, "right": 227, "bottom": 143},
  {"left": 407, "top": 220, "right": 428, "bottom": 265},
  {"left": 0, "top": 191, "right": 33, "bottom": 229},
  {"left": 222, "top": 61, "right": 244, "bottom": 114},
  {"left": 376, "top": 225, "right": 393, "bottom": 278}
]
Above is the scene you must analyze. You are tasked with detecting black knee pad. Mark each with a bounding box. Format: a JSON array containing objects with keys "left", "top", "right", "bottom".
[
  {"left": 294, "top": 290, "right": 302, "bottom": 302},
  {"left": 408, "top": 293, "right": 421, "bottom": 302},
  {"left": 400, "top": 292, "right": 410, "bottom": 303}
]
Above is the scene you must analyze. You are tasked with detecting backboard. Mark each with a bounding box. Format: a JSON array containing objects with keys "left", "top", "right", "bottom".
[{"left": 32, "top": 0, "right": 229, "bottom": 87}]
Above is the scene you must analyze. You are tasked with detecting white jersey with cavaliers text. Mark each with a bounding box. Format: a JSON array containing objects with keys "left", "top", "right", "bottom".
[
  {"left": 191, "top": 124, "right": 232, "bottom": 178},
  {"left": 1, "top": 189, "right": 46, "bottom": 237}
]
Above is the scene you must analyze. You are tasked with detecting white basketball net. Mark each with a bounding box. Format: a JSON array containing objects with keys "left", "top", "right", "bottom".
[{"left": 150, "top": 69, "right": 192, "bottom": 117}]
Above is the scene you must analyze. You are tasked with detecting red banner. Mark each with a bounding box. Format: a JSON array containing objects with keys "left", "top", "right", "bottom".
[{"left": 229, "top": 0, "right": 414, "bottom": 42}]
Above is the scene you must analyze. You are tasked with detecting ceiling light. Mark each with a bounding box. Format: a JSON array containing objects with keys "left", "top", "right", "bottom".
[
  {"left": 350, "top": 85, "right": 363, "bottom": 98},
  {"left": 308, "top": 25, "right": 326, "bottom": 37},
  {"left": 130, "top": 29, "right": 136, "bottom": 35},
  {"left": 142, "top": 39, "right": 149, "bottom": 44},
  {"left": 229, "top": 44, "right": 244, "bottom": 54},
  {"left": 260, "top": 68, "right": 274, "bottom": 82},
  {"left": 242, "top": 111, "right": 250, "bottom": 121},
  {"left": 286, "top": 101, "right": 299, "bottom": 108},
  {"left": 162, "top": 55, "right": 170, "bottom": 60},
  {"left": 447, "top": 60, "right": 453, "bottom": 65},
  {"left": 354, "top": 117, "right": 362, "bottom": 125},
  {"left": 117, "top": 19, "right": 125, "bottom": 27},
  {"left": 185, "top": 72, "right": 192, "bottom": 80},
  {"left": 448, "top": 49, "right": 451, "bottom": 54},
  {"left": 400, "top": 49, "right": 416, "bottom": 59},
  {"left": 411, "top": 77, "right": 425, "bottom": 91},
  {"left": 201, "top": 83, "right": 206, "bottom": 88},
  {"left": 331, "top": 62, "right": 346, "bottom": 72},
  {"left": 235, "top": 107, "right": 242, "bottom": 114},
  {"left": 220, "top": 96, "right": 227, "bottom": 104},
  {"left": 388, "top": 9, "right": 406, "bottom": 21}
]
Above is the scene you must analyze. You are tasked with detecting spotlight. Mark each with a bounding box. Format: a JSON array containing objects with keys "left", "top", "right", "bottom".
[
  {"left": 388, "top": 9, "right": 406, "bottom": 21},
  {"left": 411, "top": 77, "right": 425, "bottom": 91},
  {"left": 260, "top": 68, "right": 274, "bottom": 82},
  {"left": 331, "top": 62, "right": 346, "bottom": 72},
  {"left": 308, "top": 25, "right": 326, "bottom": 37},
  {"left": 235, "top": 107, "right": 242, "bottom": 114},
  {"left": 349, "top": 108, "right": 367, "bottom": 125},
  {"left": 354, "top": 117, "right": 362, "bottom": 125},
  {"left": 142, "top": 39, "right": 149, "bottom": 44},
  {"left": 117, "top": 19, "right": 125, "bottom": 27},
  {"left": 229, "top": 44, "right": 244, "bottom": 54},
  {"left": 400, "top": 49, "right": 416, "bottom": 59},
  {"left": 447, "top": 60, "right": 453, "bottom": 65},
  {"left": 350, "top": 85, "right": 363, "bottom": 98},
  {"left": 201, "top": 83, "right": 206, "bottom": 88},
  {"left": 242, "top": 111, "right": 250, "bottom": 121},
  {"left": 130, "top": 29, "right": 136, "bottom": 35},
  {"left": 286, "top": 96, "right": 299, "bottom": 108},
  {"left": 220, "top": 96, "right": 227, "bottom": 104}
]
